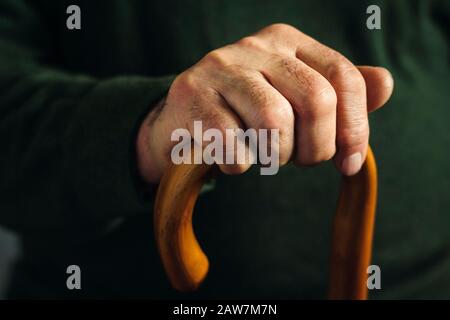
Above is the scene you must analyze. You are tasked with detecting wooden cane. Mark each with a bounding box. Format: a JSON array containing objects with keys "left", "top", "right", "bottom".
[{"left": 154, "top": 146, "right": 377, "bottom": 299}]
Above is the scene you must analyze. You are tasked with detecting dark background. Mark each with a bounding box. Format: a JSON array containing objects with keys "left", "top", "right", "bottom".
[{"left": 0, "top": 227, "right": 18, "bottom": 298}]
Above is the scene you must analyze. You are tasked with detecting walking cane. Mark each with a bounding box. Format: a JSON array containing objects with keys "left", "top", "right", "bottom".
[{"left": 154, "top": 146, "right": 377, "bottom": 299}]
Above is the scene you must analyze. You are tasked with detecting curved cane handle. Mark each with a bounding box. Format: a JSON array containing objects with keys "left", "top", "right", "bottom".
[{"left": 154, "top": 146, "right": 377, "bottom": 299}]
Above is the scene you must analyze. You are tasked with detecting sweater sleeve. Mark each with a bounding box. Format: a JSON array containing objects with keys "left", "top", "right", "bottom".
[{"left": 0, "top": 0, "right": 175, "bottom": 234}]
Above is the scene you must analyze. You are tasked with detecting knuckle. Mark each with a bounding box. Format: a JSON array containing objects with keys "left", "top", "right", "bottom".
[
  {"left": 275, "top": 57, "right": 337, "bottom": 120},
  {"left": 308, "top": 82, "right": 337, "bottom": 108},
  {"left": 202, "top": 49, "right": 229, "bottom": 67},
  {"left": 257, "top": 106, "right": 293, "bottom": 158},
  {"left": 329, "top": 58, "right": 365, "bottom": 92},
  {"left": 170, "top": 71, "right": 198, "bottom": 97},
  {"left": 257, "top": 103, "right": 293, "bottom": 131},
  {"left": 256, "top": 106, "right": 278, "bottom": 129},
  {"left": 264, "top": 23, "right": 296, "bottom": 34},
  {"left": 343, "top": 69, "right": 366, "bottom": 92},
  {"left": 301, "top": 85, "right": 337, "bottom": 121},
  {"left": 237, "top": 36, "right": 265, "bottom": 50},
  {"left": 337, "top": 122, "right": 369, "bottom": 149}
]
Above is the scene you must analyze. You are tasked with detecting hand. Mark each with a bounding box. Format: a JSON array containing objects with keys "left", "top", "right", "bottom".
[{"left": 137, "top": 23, "right": 394, "bottom": 183}]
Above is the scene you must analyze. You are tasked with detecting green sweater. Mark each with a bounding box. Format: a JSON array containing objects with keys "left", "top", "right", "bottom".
[{"left": 0, "top": 0, "right": 449, "bottom": 299}]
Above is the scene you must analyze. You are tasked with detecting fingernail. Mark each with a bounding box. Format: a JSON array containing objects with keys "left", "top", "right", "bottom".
[{"left": 341, "top": 153, "right": 362, "bottom": 176}]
